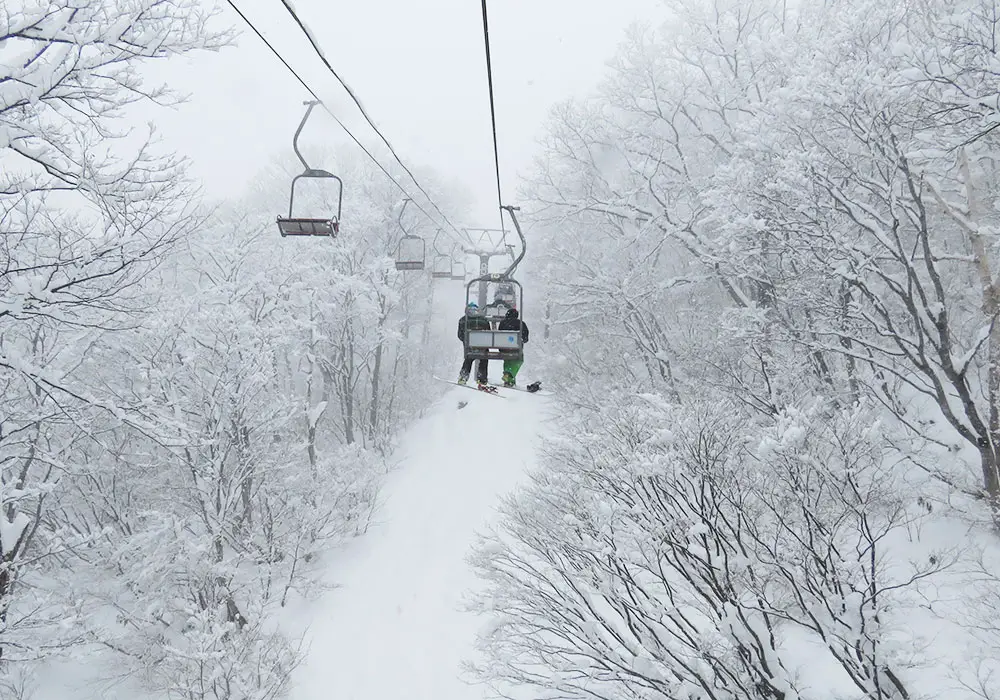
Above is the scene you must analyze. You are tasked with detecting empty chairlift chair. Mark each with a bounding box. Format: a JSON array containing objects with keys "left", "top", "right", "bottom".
[
  {"left": 431, "top": 254, "right": 452, "bottom": 279},
  {"left": 276, "top": 101, "right": 343, "bottom": 238},
  {"left": 451, "top": 260, "right": 466, "bottom": 281},
  {"left": 395, "top": 236, "right": 425, "bottom": 270},
  {"left": 393, "top": 198, "right": 426, "bottom": 271},
  {"left": 429, "top": 231, "right": 453, "bottom": 279}
]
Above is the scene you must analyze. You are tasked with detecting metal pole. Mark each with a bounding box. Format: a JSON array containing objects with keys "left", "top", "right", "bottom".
[
  {"left": 500, "top": 205, "right": 525, "bottom": 278},
  {"left": 478, "top": 254, "right": 489, "bottom": 308},
  {"left": 292, "top": 101, "right": 321, "bottom": 172}
]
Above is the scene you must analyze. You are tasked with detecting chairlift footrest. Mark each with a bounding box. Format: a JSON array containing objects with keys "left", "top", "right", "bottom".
[{"left": 277, "top": 217, "right": 339, "bottom": 237}]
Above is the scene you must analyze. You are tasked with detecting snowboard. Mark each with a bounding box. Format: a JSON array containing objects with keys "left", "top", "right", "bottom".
[
  {"left": 495, "top": 381, "right": 550, "bottom": 396},
  {"left": 433, "top": 376, "right": 507, "bottom": 398}
]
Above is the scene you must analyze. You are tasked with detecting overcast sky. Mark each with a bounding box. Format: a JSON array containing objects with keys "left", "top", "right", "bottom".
[{"left": 145, "top": 0, "right": 665, "bottom": 235}]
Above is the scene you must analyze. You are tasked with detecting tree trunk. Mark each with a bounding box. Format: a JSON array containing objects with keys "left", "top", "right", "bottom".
[
  {"left": 960, "top": 148, "right": 1000, "bottom": 521},
  {"left": 986, "top": 322, "right": 1000, "bottom": 517},
  {"left": 369, "top": 336, "right": 384, "bottom": 445}
]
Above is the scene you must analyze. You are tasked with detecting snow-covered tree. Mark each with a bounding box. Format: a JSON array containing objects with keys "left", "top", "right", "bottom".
[
  {"left": 1, "top": 0, "right": 228, "bottom": 687},
  {"left": 31, "top": 141, "right": 465, "bottom": 695},
  {"left": 483, "top": 1, "right": 1000, "bottom": 698},
  {"left": 523, "top": 0, "right": 1000, "bottom": 509},
  {"left": 472, "top": 395, "right": 943, "bottom": 700},
  {"left": 704, "top": 0, "right": 1000, "bottom": 514}
]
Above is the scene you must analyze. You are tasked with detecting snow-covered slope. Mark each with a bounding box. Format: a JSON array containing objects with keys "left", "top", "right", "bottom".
[{"left": 290, "top": 382, "right": 551, "bottom": 699}]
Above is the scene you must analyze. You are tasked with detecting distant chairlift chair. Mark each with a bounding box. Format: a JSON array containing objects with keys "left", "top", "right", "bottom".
[
  {"left": 451, "top": 260, "right": 466, "bottom": 281},
  {"left": 395, "top": 236, "right": 425, "bottom": 271},
  {"left": 430, "top": 231, "right": 453, "bottom": 279},
  {"left": 431, "top": 254, "right": 451, "bottom": 279},
  {"left": 276, "top": 101, "right": 343, "bottom": 238},
  {"left": 394, "top": 198, "right": 426, "bottom": 271},
  {"left": 486, "top": 280, "right": 517, "bottom": 318}
]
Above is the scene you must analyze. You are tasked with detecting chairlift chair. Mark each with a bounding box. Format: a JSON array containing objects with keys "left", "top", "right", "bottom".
[
  {"left": 276, "top": 101, "right": 343, "bottom": 238},
  {"left": 462, "top": 206, "right": 529, "bottom": 360},
  {"left": 450, "top": 260, "right": 466, "bottom": 281},
  {"left": 393, "top": 198, "right": 426, "bottom": 271},
  {"left": 463, "top": 275, "right": 525, "bottom": 362},
  {"left": 431, "top": 254, "right": 451, "bottom": 279},
  {"left": 495, "top": 280, "right": 517, "bottom": 306},
  {"left": 484, "top": 280, "right": 518, "bottom": 321},
  {"left": 395, "top": 236, "right": 425, "bottom": 270},
  {"left": 429, "top": 230, "right": 452, "bottom": 279}
]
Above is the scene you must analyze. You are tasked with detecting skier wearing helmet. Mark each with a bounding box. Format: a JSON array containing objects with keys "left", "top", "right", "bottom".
[
  {"left": 497, "top": 307, "right": 529, "bottom": 387},
  {"left": 457, "top": 301, "right": 492, "bottom": 386}
]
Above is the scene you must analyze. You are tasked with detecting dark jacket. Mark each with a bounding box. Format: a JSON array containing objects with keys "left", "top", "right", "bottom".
[
  {"left": 497, "top": 308, "right": 529, "bottom": 343},
  {"left": 458, "top": 313, "right": 492, "bottom": 340}
]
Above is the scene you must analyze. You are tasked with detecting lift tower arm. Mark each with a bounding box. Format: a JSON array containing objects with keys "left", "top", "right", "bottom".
[{"left": 500, "top": 205, "right": 525, "bottom": 278}]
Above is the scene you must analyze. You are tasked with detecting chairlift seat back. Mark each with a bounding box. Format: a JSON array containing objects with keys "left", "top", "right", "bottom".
[
  {"left": 464, "top": 328, "right": 524, "bottom": 361},
  {"left": 467, "top": 330, "right": 521, "bottom": 349}
]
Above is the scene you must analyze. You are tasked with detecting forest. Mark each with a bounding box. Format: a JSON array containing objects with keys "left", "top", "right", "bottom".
[{"left": 3, "top": 0, "right": 1000, "bottom": 699}]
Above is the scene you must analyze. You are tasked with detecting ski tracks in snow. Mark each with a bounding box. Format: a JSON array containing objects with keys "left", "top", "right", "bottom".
[{"left": 291, "top": 387, "right": 551, "bottom": 700}]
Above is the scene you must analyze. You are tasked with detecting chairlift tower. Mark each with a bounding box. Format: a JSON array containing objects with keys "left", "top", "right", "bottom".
[{"left": 461, "top": 227, "right": 511, "bottom": 308}]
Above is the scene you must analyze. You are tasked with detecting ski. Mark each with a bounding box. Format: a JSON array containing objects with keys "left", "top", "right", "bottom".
[{"left": 433, "top": 376, "right": 507, "bottom": 398}]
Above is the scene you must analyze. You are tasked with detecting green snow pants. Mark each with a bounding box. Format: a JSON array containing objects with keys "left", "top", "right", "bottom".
[{"left": 503, "top": 358, "right": 523, "bottom": 380}]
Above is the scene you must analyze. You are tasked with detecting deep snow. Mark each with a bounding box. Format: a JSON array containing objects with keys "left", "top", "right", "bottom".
[{"left": 290, "top": 380, "right": 551, "bottom": 699}]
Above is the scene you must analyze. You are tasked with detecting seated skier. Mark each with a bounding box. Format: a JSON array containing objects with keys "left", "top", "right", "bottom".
[
  {"left": 457, "top": 301, "right": 492, "bottom": 387},
  {"left": 497, "top": 307, "right": 529, "bottom": 387}
]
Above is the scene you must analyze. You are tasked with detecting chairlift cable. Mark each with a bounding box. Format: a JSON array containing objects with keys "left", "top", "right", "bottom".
[
  {"left": 225, "top": 0, "right": 315, "bottom": 105},
  {"left": 479, "top": 0, "right": 507, "bottom": 238},
  {"left": 275, "top": 0, "right": 469, "bottom": 243},
  {"left": 225, "top": 0, "right": 468, "bottom": 248}
]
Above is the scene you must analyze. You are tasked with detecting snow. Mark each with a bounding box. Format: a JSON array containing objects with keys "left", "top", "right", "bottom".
[
  {"left": 0, "top": 510, "right": 31, "bottom": 556},
  {"left": 288, "top": 381, "right": 552, "bottom": 700},
  {"left": 306, "top": 401, "right": 328, "bottom": 429}
]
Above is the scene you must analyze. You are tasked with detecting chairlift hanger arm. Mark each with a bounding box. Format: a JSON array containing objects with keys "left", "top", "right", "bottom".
[
  {"left": 501, "top": 205, "right": 525, "bottom": 277},
  {"left": 431, "top": 229, "right": 447, "bottom": 256},
  {"left": 292, "top": 100, "right": 323, "bottom": 173},
  {"left": 398, "top": 197, "right": 412, "bottom": 236}
]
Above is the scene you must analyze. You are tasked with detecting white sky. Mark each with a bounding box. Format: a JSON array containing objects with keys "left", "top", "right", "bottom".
[{"left": 145, "top": 0, "right": 666, "bottom": 233}]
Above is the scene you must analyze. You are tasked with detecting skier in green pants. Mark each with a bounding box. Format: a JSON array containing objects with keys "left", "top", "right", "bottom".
[{"left": 497, "top": 308, "right": 529, "bottom": 387}]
